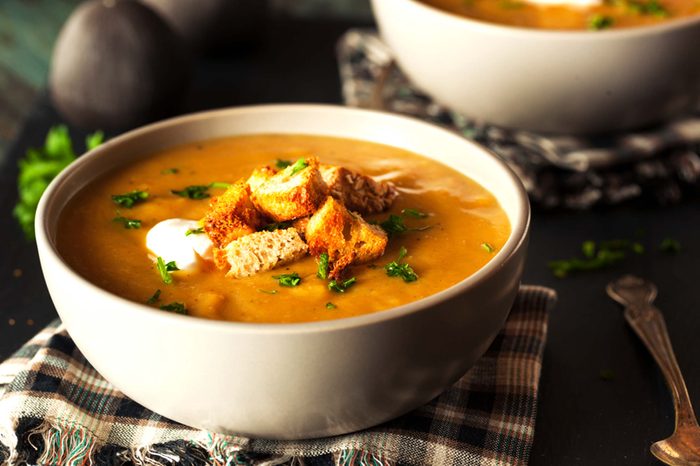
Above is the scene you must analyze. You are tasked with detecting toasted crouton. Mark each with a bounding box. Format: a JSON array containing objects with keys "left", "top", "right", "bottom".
[
  {"left": 203, "top": 181, "right": 263, "bottom": 248},
  {"left": 320, "top": 165, "right": 398, "bottom": 214},
  {"left": 306, "top": 196, "right": 388, "bottom": 279},
  {"left": 223, "top": 228, "right": 308, "bottom": 278},
  {"left": 247, "top": 158, "right": 327, "bottom": 222}
]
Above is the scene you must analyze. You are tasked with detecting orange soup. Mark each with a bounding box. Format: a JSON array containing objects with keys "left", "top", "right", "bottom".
[
  {"left": 56, "top": 135, "right": 510, "bottom": 323},
  {"left": 420, "top": 0, "right": 700, "bottom": 30}
]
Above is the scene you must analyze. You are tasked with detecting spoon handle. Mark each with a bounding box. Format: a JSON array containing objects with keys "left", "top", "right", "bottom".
[{"left": 624, "top": 302, "right": 698, "bottom": 428}]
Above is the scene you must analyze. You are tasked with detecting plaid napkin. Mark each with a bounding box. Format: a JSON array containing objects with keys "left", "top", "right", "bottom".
[
  {"left": 337, "top": 30, "right": 700, "bottom": 209},
  {"left": 0, "top": 285, "right": 555, "bottom": 466}
]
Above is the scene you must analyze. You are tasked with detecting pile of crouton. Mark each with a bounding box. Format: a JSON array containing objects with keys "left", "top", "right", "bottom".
[{"left": 203, "top": 157, "right": 398, "bottom": 280}]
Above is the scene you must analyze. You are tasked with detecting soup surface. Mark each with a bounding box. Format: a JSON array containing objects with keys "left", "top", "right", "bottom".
[
  {"left": 420, "top": 0, "right": 700, "bottom": 30},
  {"left": 57, "top": 135, "right": 510, "bottom": 323}
]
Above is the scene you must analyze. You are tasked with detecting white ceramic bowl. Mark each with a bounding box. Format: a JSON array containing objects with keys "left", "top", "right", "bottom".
[
  {"left": 36, "top": 105, "right": 529, "bottom": 439},
  {"left": 372, "top": 0, "right": 700, "bottom": 134}
]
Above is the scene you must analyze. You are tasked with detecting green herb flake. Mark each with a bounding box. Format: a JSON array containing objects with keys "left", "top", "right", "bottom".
[
  {"left": 581, "top": 240, "right": 596, "bottom": 258},
  {"left": 160, "top": 302, "right": 187, "bottom": 315},
  {"left": 317, "top": 252, "right": 330, "bottom": 279},
  {"left": 14, "top": 126, "right": 104, "bottom": 239},
  {"left": 599, "top": 369, "right": 616, "bottom": 381},
  {"left": 171, "top": 185, "right": 210, "bottom": 200},
  {"left": 401, "top": 208, "right": 428, "bottom": 218},
  {"left": 380, "top": 214, "right": 408, "bottom": 236},
  {"left": 185, "top": 227, "right": 205, "bottom": 236},
  {"left": 275, "top": 159, "right": 293, "bottom": 169},
  {"left": 660, "top": 238, "right": 681, "bottom": 254},
  {"left": 146, "top": 289, "right": 161, "bottom": 305},
  {"left": 325, "top": 302, "right": 337, "bottom": 310},
  {"left": 259, "top": 289, "right": 278, "bottom": 295},
  {"left": 112, "top": 190, "right": 149, "bottom": 208},
  {"left": 481, "top": 242, "right": 495, "bottom": 254},
  {"left": 385, "top": 246, "right": 418, "bottom": 283},
  {"left": 273, "top": 272, "right": 302, "bottom": 287},
  {"left": 209, "top": 181, "right": 231, "bottom": 189},
  {"left": 588, "top": 14, "right": 614, "bottom": 30},
  {"left": 288, "top": 158, "right": 309, "bottom": 176},
  {"left": 113, "top": 216, "right": 142, "bottom": 229},
  {"left": 161, "top": 168, "right": 179, "bottom": 175},
  {"left": 263, "top": 222, "right": 291, "bottom": 231},
  {"left": 328, "top": 277, "right": 357, "bottom": 293},
  {"left": 156, "top": 257, "right": 178, "bottom": 284},
  {"left": 85, "top": 131, "right": 105, "bottom": 151}
]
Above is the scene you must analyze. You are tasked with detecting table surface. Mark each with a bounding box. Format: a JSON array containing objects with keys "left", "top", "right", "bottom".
[{"left": 1, "top": 16, "right": 699, "bottom": 466}]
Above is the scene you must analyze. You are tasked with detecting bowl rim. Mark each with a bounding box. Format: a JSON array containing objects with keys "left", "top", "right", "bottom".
[
  {"left": 36, "top": 103, "right": 530, "bottom": 335},
  {"left": 386, "top": 0, "right": 700, "bottom": 38}
]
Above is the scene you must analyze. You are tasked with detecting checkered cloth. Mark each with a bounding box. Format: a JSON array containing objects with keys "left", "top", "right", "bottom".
[
  {"left": 337, "top": 30, "right": 700, "bottom": 209},
  {"left": 0, "top": 286, "right": 555, "bottom": 466}
]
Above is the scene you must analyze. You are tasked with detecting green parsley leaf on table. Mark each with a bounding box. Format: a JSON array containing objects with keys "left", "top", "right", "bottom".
[{"left": 13, "top": 125, "right": 104, "bottom": 239}]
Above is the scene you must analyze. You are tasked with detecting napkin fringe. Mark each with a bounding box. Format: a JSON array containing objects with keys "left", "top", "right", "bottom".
[
  {"left": 0, "top": 417, "right": 260, "bottom": 466},
  {"left": 337, "top": 448, "right": 393, "bottom": 466}
]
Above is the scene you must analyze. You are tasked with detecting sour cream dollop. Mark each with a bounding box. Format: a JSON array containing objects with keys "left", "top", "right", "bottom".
[{"left": 146, "top": 219, "right": 213, "bottom": 270}]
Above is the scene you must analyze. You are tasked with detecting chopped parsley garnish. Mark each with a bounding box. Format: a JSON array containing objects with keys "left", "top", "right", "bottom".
[
  {"left": 288, "top": 158, "right": 309, "bottom": 176},
  {"left": 401, "top": 208, "right": 428, "bottom": 218},
  {"left": 385, "top": 246, "right": 418, "bottom": 283},
  {"left": 156, "top": 257, "right": 179, "bottom": 284},
  {"left": 481, "top": 242, "right": 495, "bottom": 254},
  {"left": 185, "top": 227, "right": 204, "bottom": 236},
  {"left": 317, "top": 252, "right": 330, "bottom": 279},
  {"left": 146, "top": 289, "right": 161, "bottom": 305},
  {"left": 161, "top": 167, "right": 179, "bottom": 174},
  {"left": 263, "top": 221, "right": 291, "bottom": 231},
  {"left": 112, "top": 190, "right": 149, "bottom": 208},
  {"left": 171, "top": 185, "right": 210, "bottom": 200},
  {"left": 549, "top": 239, "right": 638, "bottom": 278},
  {"left": 379, "top": 213, "right": 431, "bottom": 237},
  {"left": 273, "top": 272, "right": 302, "bottom": 287},
  {"left": 275, "top": 159, "right": 293, "bottom": 169},
  {"left": 623, "top": 0, "right": 668, "bottom": 16},
  {"left": 113, "top": 216, "right": 142, "bottom": 229},
  {"left": 14, "top": 126, "right": 104, "bottom": 239},
  {"left": 588, "top": 14, "right": 614, "bottom": 30},
  {"left": 259, "top": 289, "right": 278, "bottom": 295},
  {"left": 325, "top": 302, "right": 337, "bottom": 310},
  {"left": 380, "top": 214, "right": 408, "bottom": 235},
  {"left": 160, "top": 302, "right": 187, "bottom": 314},
  {"left": 328, "top": 277, "right": 357, "bottom": 293},
  {"left": 209, "top": 181, "right": 231, "bottom": 189},
  {"left": 660, "top": 238, "right": 681, "bottom": 254}
]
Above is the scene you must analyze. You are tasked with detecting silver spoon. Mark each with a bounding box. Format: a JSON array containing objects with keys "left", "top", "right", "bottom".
[{"left": 607, "top": 275, "right": 700, "bottom": 465}]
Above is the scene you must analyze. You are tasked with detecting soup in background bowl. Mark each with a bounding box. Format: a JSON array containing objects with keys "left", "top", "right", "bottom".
[
  {"left": 372, "top": 0, "right": 700, "bottom": 134},
  {"left": 36, "top": 105, "right": 529, "bottom": 439}
]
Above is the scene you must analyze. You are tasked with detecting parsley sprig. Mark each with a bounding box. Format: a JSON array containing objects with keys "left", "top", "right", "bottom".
[
  {"left": 171, "top": 182, "right": 231, "bottom": 199},
  {"left": 113, "top": 216, "right": 142, "bottom": 229},
  {"left": 275, "top": 159, "right": 292, "bottom": 169},
  {"left": 112, "top": 190, "right": 148, "bottom": 208},
  {"left": 156, "top": 257, "right": 179, "bottom": 284},
  {"left": 385, "top": 246, "right": 418, "bottom": 283},
  {"left": 185, "top": 227, "right": 204, "bottom": 236},
  {"left": 160, "top": 302, "right": 187, "bottom": 314},
  {"left": 287, "top": 158, "right": 308, "bottom": 176},
  {"left": 273, "top": 272, "right": 302, "bottom": 287},
  {"left": 317, "top": 252, "right": 330, "bottom": 279},
  {"left": 328, "top": 277, "right": 357, "bottom": 293},
  {"left": 14, "top": 125, "right": 104, "bottom": 239}
]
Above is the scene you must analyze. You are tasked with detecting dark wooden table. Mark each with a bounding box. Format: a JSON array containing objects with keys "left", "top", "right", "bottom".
[{"left": 1, "top": 16, "right": 699, "bottom": 466}]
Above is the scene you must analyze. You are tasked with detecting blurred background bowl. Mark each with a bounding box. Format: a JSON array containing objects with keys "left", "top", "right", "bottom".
[{"left": 372, "top": 0, "right": 700, "bottom": 135}]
